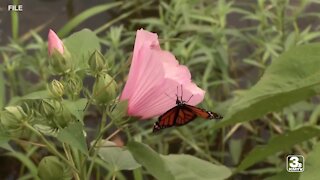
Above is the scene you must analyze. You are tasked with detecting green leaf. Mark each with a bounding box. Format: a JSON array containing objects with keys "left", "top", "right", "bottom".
[
  {"left": 214, "top": 43, "right": 320, "bottom": 129},
  {"left": 265, "top": 170, "right": 299, "bottom": 180},
  {"left": 0, "top": 135, "right": 13, "bottom": 152},
  {"left": 0, "top": 124, "right": 12, "bottom": 151},
  {"left": 229, "top": 139, "right": 243, "bottom": 165},
  {"left": 127, "top": 141, "right": 174, "bottom": 180},
  {"left": 162, "top": 154, "right": 232, "bottom": 180},
  {"left": 62, "top": 98, "right": 87, "bottom": 121},
  {"left": 64, "top": 29, "right": 100, "bottom": 69},
  {"left": 300, "top": 142, "right": 320, "bottom": 180},
  {"left": 58, "top": 2, "right": 122, "bottom": 37},
  {"left": 98, "top": 140, "right": 140, "bottom": 171},
  {"left": 21, "top": 90, "right": 51, "bottom": 100},
  {"left": 57, "top": 122, "right": 88, "bottom": 154},
  {"left": 237, "top": 126, "right": 320, "bottom": 171}
]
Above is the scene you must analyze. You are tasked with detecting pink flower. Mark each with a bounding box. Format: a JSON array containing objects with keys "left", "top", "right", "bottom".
[
  {"left": 120, "top": 29, "right": 205, "bottom": 119},
  {"left": 48, "top": 29, "right": 64, "bottom": 56}
]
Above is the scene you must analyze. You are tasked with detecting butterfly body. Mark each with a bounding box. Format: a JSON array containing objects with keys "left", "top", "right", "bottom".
[{"left": 153, "top": 98, "right": 222, "bottom": 132}]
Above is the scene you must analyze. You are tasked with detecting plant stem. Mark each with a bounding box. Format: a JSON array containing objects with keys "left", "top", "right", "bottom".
[
  {"left": 63, "top": 143, "right": 80, "bottom": 180},
  {"left": 23, "top": 122, "right": 79, "bottom": 174},
  {"left": 86, "top": 110, "right": 110, "bottom": 179}
]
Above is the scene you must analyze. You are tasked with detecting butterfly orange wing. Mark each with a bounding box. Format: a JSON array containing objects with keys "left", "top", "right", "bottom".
[
  {"left": 153, "top": 104, "right": 222, "bottom": 132},
  {"left": 174, "top": 107, "right": 197, "bottom": 126},
  {"left": 184, "top": 105, "right": 223, "bottom": 119},
  {"left": 153, "top": 106, "right": 197, "bottom": 132}
]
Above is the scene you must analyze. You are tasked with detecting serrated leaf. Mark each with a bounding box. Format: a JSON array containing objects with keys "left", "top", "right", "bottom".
[
  {"left": 127, "top": 141, "right": 174, "bottom": 180},
  {"left": 57, "top": 122, "right": 88, "bottom": 154},
  {"left": 214, "top": 43, "right": 320, "bottom": 129},
  {"left": 237, "top": 126, "right": 320, "bottom": 171},
  {"left": 162, "top": 154, "right": 231, "bottom": 180},
  {"left": 98, "top": 140, "right": 140, "bottom": 171}
]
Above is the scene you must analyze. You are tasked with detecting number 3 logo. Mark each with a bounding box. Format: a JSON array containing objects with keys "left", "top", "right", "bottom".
[{"left": 289, "top": 156, "right": 300, "bottom": 167}]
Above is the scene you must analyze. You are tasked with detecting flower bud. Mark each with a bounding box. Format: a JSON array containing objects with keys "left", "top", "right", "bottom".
[
  {"left": 48, "top": 29, "right": 64, "bottom": 56},
  {"left": 89, "top": 50, "right": 107, "bottom": 74},
  {"left": 93, "top": 74, "right": 117, "bottom": 105},
  {"left": 48, "top": 29, "right": 72, "bottom": 74},
  {"left": 39, "top": 99, "right": 62, "bottom": 117},
  {"left": 48, "top": 79, "right": 64, "bottom": 98},
  {"left": 53, "top": 107, "right": 74, "bottom": 128},
  {"left": 63, "top": 75, "right": 83, "bottom": 97},
  {"left": 49, "top": 49, "right": 73, "bottom": 74},
  {"left": 0, "top": 106, "right": 27, "bottom": 132},
  {"left": 38, "top": 156, "right": 71, "bottom": 180}
]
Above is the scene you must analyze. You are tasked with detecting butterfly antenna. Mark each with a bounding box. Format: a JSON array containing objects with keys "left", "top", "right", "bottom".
[
  {"left": 180, "top": 84, "right": 183, "bottom": 102},
  {"left": 186, "top": 94, "right": 193, "bottom": 103},
  {"left": 176, "top": 86, "right": 179, "bottom": 100}
]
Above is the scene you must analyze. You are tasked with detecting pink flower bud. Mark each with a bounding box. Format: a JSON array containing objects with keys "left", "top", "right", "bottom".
[{"left": 48, "top": 29, "right": 64, "bottom": 56}]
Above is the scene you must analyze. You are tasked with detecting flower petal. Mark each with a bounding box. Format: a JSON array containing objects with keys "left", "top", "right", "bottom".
[
  {"left": 120, "top": 29, "right": 159, "bottom": 101},
  {"left": 120, "top": 29, "right": 205, "bottom": 119},
  {"left": 48, "top": 29, "right": 64, "bottom": 56}
]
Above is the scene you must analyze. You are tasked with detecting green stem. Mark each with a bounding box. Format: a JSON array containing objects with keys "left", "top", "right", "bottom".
[
  {"left": 74, "top": 148, "right": 86, "bottom": 180},
  {"left": 86, "top": 110, "right": 111, "bottom": 179},
  {"left": 63, "top": 143, "right": 80, "bottom": 180},
  {"left": 23, "top": 122, "right": 79, "bottom": 174},
  {"left": 133, "top": 167, "right": 143, "bottom": 180},
  {"left": 8, "top": 69, "right": 19, "bottom": 96},
  {"left": 11, "top": 0, "right": 19, "bottom": 41}
]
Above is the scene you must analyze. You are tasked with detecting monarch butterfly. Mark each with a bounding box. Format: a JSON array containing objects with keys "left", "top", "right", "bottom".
[{"left": 153, "top": 88, "right": 223, "bottom": 132}]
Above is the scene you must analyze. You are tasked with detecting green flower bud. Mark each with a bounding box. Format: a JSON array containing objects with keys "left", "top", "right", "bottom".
[
  {"left": 89, "top": 50, "right": 107, "bottom": 74},
  {"left": 63, "top": 75, "right": 83, "bottom": 97},
  {"left": 38, "top": 156, "right": 72, "bottom": 180},
  {"left": 53, "top": 107, "right": 73, "bottom": 128},
  {"left": 49, "top": 49, "right": 73, "bottom": 74},
  {"left": 48, "top": 79, "right": 64, "bottom": 98},
  {"left": 39, "top": 99, "right": 62, "bottom": 117},
  {"left": 0, "top": 106, "right": 28, "bottom": 134},
  {"left": 93, "top": 74, "right": 117, "bottom": 105}
]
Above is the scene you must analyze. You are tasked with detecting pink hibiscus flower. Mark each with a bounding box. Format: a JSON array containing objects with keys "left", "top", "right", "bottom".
[{"left": 120, "top": 29, "right": 205, "bottom": 119}]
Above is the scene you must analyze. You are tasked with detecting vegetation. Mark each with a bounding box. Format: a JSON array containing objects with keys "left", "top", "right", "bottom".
[{"left": 1, "top": 0, "right": 320, "bottom": 179}]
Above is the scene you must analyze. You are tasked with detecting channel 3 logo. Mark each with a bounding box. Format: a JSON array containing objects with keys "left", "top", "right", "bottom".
[{"left": 286, "top": 155, "right": 304, "bottom": 172}]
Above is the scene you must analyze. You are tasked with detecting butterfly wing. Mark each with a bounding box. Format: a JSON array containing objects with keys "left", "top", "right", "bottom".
[
  {"left": 153, "top": 104, "right": 223, "bottom": 132},
  {"left": 184, "top": 105, "right": 223, "bottom": 119},
  {"left": 175, "top": 106, "right": 197, "bottom": 126},
  {"left": 153, "top": 106, "right": 179, "bottom": 132},
  {"left": 153, "top": 105, "right": 197, "bottom": 132}
]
